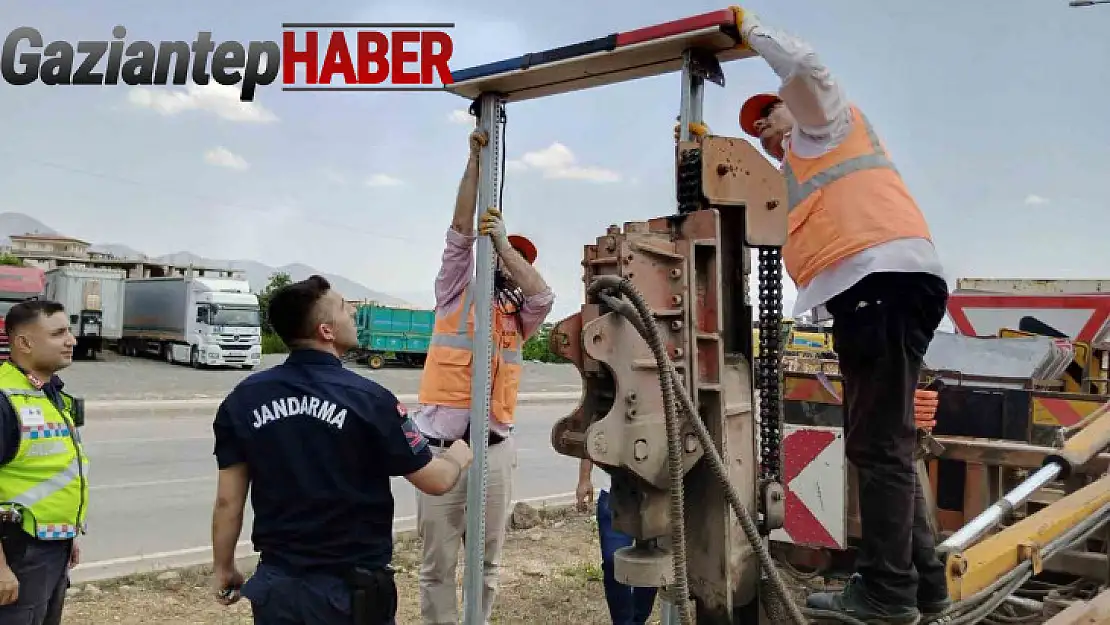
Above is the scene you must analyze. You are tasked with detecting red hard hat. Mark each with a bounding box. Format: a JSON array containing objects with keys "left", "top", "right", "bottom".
[
  {"left": 508, "top": 234, "right": 537, "bottom": 264},
  {"left": 739, "top": 92, "right": 782, "bottom": 138}
]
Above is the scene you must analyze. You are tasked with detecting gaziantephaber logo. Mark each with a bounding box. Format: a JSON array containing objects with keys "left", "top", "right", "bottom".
[{"left": 1, "top": 22, "right": 455, "bottom": 102}]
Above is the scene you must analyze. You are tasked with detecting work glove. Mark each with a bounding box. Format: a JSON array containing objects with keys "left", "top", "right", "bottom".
[
  {"left": 673, "top": 121, "right": 711, "bottom": 142},
  {"left": 469, "top": 129, "right": 488, "bottom": 156},
  {"left": 478, "top": 206, "right": 510, "bottom": 249},
  {"left": 731, "top": 5, "right": 757, "bottom": 50},
  {"left": 914, "top": 389, "right": 939, "bottom": 431}
]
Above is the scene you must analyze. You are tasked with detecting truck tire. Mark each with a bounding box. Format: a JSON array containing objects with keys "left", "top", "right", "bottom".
[
  {"left": 164, "top": 343, "right": 174, "bottom": 364},
  {"left": 368, "top": 354, "right": 384, "bottom": 369}
]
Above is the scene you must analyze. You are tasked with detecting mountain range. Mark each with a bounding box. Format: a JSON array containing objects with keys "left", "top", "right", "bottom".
[{"left": 0, "top": 212, "right": 410, "bottom": 305}]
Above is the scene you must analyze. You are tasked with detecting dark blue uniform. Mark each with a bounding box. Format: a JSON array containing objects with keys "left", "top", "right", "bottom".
[{"left": 213, "top": 349, "right": 433, "bottom": 624}]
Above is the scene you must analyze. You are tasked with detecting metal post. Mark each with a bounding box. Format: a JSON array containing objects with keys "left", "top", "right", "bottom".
[
  {"left": 677, "top": 49, "right": 705, "bottom": 142},
  {"left": 664, "top": 50, "right": 706, "bottom": 621},
  {"left": 462, "top": 91, "right": 502, "bottom": 625}
]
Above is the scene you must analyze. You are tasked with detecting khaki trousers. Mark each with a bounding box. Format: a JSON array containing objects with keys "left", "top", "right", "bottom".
[{"left": 417, "top": 437, "right": 516, "bottom": 624}]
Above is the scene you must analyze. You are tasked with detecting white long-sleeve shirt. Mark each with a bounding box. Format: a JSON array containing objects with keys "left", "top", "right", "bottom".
[{"left": 741, "top": 16, "right": 946, "bottom": 320}]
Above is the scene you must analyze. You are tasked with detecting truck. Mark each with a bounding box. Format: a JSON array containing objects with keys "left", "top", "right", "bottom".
[
  {"left": 351, "top": 303, "right": 433, "bottom": 369},
  {"left": 0, "top": 265, "right": 45, "bottom": 360},
  {"left": 43, "top": 267, "right": 126, "bottom": 360},
  {"left": 117, "top": 276, "right": 262, "bottom": 369}
]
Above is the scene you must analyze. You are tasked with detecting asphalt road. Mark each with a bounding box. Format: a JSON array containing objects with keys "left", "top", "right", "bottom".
[
  {"left": 71, "top": 399, "right": 582, "bottom": 582},
  {"left": 60, "top": 352, "right": 583, "bottom": 401}
]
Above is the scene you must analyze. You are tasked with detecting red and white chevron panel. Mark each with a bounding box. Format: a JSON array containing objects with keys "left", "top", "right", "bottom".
[{"left": 770, "top": 424, "right": 847, "bottom": 550}]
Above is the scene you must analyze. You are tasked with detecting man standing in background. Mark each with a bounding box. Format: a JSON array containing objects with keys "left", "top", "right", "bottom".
[{"left": 576, "top": 459, "right": 658, "bottom": 625}]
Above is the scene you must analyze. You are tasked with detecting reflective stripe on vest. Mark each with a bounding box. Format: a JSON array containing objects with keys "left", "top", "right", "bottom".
[
  {"left": 780, "top": 105, "right": 931, "bottom": 288},
  {"left": 428, "top": 282, "right": 523, "bottom": 363},
  {"left": 783, "top": 109, "right": 897, "bottom": 211},
  {"left": 419, "top": 282, "right": 524, "bottom": 422},
  {"left": 0, "top": 366, "right": 89, "bottom": 540}
]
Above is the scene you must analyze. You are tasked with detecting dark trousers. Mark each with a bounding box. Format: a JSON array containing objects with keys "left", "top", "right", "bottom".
[
  {"left": 0, "top": 536, "right": 71, "bottom": 625},
  {"left": 241, "top": 562, "right": 395, "bottom": 625},
  {"left": 826, "top": 271, "right": 949, "bottom": 608},
  {"left": 597, "top": 490, "right": 658, "bottom": 625}
]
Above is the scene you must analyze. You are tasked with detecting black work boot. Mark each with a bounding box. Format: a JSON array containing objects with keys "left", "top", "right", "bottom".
[
  {"left": 918, "top": 596, "right": 951, "bottom": 621},
  {"left": 805, "top": 575, "right": 922, "bottom": 625}
]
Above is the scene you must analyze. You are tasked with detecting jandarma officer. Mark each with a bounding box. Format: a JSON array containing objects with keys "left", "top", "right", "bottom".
[
  {"left": 0, "top": 300, "right": 88, "bottom": 625},
  {"left": 210, "top": 275, "right": 472, "bottom": 624}
]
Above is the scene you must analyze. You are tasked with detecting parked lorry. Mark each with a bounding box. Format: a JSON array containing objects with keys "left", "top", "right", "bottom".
[
  {"left": 44, "top": 267, "right": 126, "bottom": 360},
  {"left": 0, "top": 265, "right": 45, "bottom": 360},
  {"left": 351, "top": 303, "right": 433, "bottom": 369},
  {"left": 117, "top": 276, "right": 262, "bottom": 369}
]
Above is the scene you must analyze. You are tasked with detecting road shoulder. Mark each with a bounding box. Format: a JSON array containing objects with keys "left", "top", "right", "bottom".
[{"left": 62, "top": 506, "right": 620, "bottom": 624}]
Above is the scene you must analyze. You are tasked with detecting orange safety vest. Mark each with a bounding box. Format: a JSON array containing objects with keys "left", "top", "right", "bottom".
[
  {"left": 417, "top": 283, "right": 523, "bottom": 424},
  {"left": 782, "top": 105, "right": 932, "bottom": 288}
]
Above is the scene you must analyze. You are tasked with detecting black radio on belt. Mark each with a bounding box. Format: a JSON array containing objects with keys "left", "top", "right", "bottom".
[
  {"left": 0, "top": 511, "right": 29, "bottom": 564},
  {"left": 345, "top": 565, "right": 397, "bottom": 624}
]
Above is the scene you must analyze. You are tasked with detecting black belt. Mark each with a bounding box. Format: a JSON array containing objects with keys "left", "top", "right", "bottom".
[{"left": 424, "top": 429, "right": 504, "bottom": 448}]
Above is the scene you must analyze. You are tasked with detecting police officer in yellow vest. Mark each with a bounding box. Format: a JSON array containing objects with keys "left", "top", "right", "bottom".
[
  {"left": 412, "top": 128, "right": 555, "bottom": 624},
  {"left": 0, "top": 300, "right": 89, "bottom": 625},
  {"left": 724, "top": 11, "right": 949, "bottom": 625}
]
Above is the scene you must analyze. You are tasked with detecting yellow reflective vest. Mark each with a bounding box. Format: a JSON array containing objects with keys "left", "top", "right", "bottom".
[{"left": 0, "top": 362, "right": 89, "bottom": 540}]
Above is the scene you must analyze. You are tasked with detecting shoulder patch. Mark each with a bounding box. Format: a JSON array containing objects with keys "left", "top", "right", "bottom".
[
  {"left": 398, "top": 413, "right": 427, "bottom": 452},
  {"left": 396, "top": 402, "right": 408, "bottom": 418}
]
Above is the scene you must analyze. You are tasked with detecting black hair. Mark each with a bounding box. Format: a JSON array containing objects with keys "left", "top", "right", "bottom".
[
  {"left": 5, "top": 299, "right": 65, "bottom": 337},
  {"left": 494, "top": 271, "right": 524, "bottom": 332},
  {"left": 760, "top": 100, "right": 781, "bottom": 118},
  {"left": 267, "top": 275, "right": 332, "bottom": 345}
]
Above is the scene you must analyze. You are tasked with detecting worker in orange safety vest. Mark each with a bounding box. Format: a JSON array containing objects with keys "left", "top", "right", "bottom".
[
  {"left": 727, "top": 9, "right": 951, "bottom": 625},
  {"left": 411, "top": 127, "right": 555, "bottom": 624}
]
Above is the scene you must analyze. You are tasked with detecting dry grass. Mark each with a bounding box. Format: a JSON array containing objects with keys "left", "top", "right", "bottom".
[{"left": 60, "top": 508, "right": 665, "bottom": 624}]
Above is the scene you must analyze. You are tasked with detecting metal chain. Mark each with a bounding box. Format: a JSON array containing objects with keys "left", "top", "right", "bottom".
[
  {"left": 676, "top": 145, "right": 784, "bottom": 481},
  {"left": 757, "top": 247, "right": 784, "bottom": 483},
  {"left": 676, "top": 148, "right": 702, "bottom": 215}
]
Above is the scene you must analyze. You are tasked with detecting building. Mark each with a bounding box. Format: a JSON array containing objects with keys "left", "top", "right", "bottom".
[
  {"left": 8, "top": 233, "right": 91, "bottom": 258},
  {"left": 2, "top": 233, "right": 246, "bottom": 281}
]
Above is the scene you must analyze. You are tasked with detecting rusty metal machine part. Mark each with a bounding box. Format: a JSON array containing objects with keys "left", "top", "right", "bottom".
[{"left": 550, "top": 132, "right": 794, "bottom": 623}]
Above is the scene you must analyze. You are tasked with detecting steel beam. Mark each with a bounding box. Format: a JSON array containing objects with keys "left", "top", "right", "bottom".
[{"left": 461, "top": 91, "right": 503, "bottom": 625}]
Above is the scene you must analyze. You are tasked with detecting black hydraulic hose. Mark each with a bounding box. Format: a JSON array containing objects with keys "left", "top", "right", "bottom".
[{"left": 589, "top": 276, "right": 807, "bottom": 625}]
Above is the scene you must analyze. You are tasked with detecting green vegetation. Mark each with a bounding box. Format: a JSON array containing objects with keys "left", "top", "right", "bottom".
[
  {"left": 523, "top": 322, "right": 568, "bottom": 363},
  {"left": 256, "top": 272, "right": 291, "bottom": 354},
  {"left": 0, "top": 253, "right": 25, "bottom": 266},
  {"left": 261, "top": 333, "right": 287, "bottom": 354}
]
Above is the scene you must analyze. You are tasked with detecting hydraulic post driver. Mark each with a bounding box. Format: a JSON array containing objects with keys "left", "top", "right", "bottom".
[
  {"left": 444, "top": 8, "right": 1110, "bottom": 625},
  {"left": 445, "top": 8, "right": 805, "bottom": 624}
]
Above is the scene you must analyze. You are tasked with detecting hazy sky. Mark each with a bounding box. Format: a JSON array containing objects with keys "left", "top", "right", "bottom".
[{"left": 3, "top": 0, "right": 1108, "bottom": 322}]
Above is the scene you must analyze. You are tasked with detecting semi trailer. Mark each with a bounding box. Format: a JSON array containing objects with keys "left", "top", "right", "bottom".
[
  {"left": 117, "top": 276, "right": 262, "bottom": 368},
  {"left": 0, "top": 265, "right": 45, "bottom": 360},
  {"left": 44, "top": 266, "right": 126, "bottom": 360}
]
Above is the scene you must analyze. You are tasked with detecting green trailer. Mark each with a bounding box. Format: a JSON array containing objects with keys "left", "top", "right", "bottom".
[{"left": 352, "top": 304, "right": 435, "bottom": 369}]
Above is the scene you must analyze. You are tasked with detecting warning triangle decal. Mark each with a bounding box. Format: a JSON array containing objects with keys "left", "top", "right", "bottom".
[{"left": 947, "top": 292, "right": 1110, "bottom": 343}]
